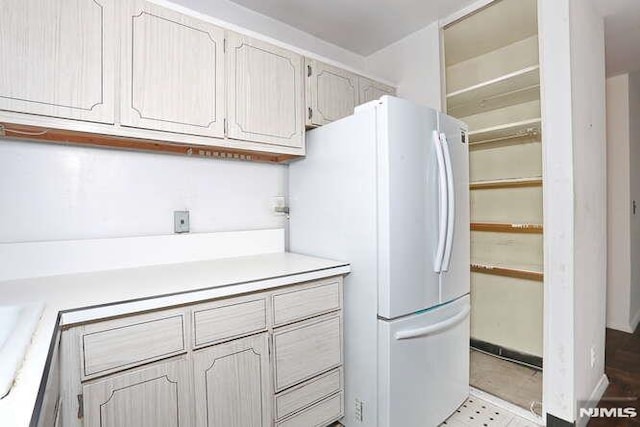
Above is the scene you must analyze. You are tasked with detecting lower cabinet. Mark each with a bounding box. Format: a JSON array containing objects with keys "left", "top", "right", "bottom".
[
  {"left": 65, "top": 277, "right": 344, "bottom": 427},
  {"left": 82, "top": 358, "right": 193, "bottom": 427},
  {"left": 192, "top": 333, "right": 271, "bottom": 427}
]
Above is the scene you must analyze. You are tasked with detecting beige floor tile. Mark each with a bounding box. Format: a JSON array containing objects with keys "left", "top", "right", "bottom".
[{"left": 470, "top": 350, "right": 543, "bottom": 411}]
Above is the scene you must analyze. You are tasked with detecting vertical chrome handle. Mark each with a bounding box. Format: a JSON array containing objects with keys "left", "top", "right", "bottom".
[
  {"left": 433, "top": 130, "right": 448, "bottom": 273},
  {"left": 441, "top": 133, "right": 455, "bottom": 272}
]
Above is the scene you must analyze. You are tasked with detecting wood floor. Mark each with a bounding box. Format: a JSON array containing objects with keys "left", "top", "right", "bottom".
[{"left": 589, "top": 325, "right": 640, "bottom": 426}]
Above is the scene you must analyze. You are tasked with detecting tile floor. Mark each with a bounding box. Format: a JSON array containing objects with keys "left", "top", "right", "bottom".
[
  {"left": 470, "top": 349, "right": 543, "bottom": 412},
  {"left": 332, "top": 395, "right": 541, "bottom": 427},
  {"left": 441, "top": 396, "right": 541, "bottom": 427}
]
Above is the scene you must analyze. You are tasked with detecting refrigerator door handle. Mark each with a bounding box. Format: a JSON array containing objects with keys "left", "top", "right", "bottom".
[
  {"left": 394, "top": 304, "right": 471, "bottom": 340},
  {"left": 440, "top": 133, "right": 455, "bottom": 272},
  {"left": 433, "top": 130, "right": 448, "bottom": 273}
]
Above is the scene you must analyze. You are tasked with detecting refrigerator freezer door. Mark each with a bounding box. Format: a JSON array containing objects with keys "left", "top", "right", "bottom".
[
  {"left": 438, "top": 113, "right": 471, "bottom": 303},
  {"left": 377, "top": 295, "right": 470, "bottom": 427},
  {"left": 377, "top": 97, "right": 441, "bottom": 319}
]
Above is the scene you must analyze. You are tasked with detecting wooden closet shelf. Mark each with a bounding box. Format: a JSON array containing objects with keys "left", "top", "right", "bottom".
[
  {"left": 0, "top": 123, "right": 296, "bottom": 163},
  {"left": 470, "top": 177, "right": 542, "bottom": 190},
  {"left": 446, "top": 65, "right": 540, "bottom": 110},
  {"left": 471, "top": 222, "right": 543, "bottom": 233},
  {"left": 469, "top": 118, "right": 541, "bottom": 144},
  {"left": 471, "top": 264, "right": 543, "bottom": 282}
]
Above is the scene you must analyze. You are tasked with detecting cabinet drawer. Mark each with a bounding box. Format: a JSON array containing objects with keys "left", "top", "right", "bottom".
[
  {"left": 276, "top": 392, "right": 344, "bottom": 427},
  {"left": 273, "top": 313, "right": 342, "bottom": 391},
  {"left": 192, "top": 296, "right": 267, "bottom": 348},
  {"left": 81, "top": 310, "right": 186, "bottom": 378},
  {"left": 275, "top": 368, "right": 343, "bottom": 420},
  {"left": 272, "top": 279, "right": 341, "bottom": 326}
]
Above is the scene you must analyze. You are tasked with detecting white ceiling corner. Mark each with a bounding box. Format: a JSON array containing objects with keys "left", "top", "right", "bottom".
[{"left": 225, "top": 0, "right": 477, "bottom": 56}]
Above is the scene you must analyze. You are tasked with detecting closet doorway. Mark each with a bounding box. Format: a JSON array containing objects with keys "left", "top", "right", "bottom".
[{"left": 442, "top": 0, "right": 544, "bottom": 417}]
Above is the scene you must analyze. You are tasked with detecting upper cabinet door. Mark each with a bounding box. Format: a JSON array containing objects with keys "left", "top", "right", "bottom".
[
  {"left": 0, "top": 0, "right": 115, "bottom": 123},
  {"left": 227, "top": 32, "right": 304, "bottom": 149},
  {"left": 306, "top": 59, "right": 358, "bottom": 127},
  {"left": 120, "top": 1, "right": 225, "bottom": 138},
  {"left": 358, "top": 77, "right": 396, "bottom": 105}
]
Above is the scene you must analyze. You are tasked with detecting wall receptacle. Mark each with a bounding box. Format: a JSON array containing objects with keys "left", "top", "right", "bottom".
[
  {"left": 174, "top": 211, "right": 190, "bottom": 233},
  {"left": 590, "top": 346, "right": 596, "bottom": 368}
]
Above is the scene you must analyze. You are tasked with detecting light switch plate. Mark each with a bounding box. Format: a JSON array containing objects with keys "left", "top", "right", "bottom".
[{"left": 174, "top": 211, "right": 190, "bottom": 233}]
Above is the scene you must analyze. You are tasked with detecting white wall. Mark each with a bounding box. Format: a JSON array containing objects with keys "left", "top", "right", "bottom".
[
  {"left": 364, "top": 23, "right": 443, "bottom": 110},
  {"left": 606, "top": 74, "right": 634, "bottom": 332},
  {"left": 569, "top": 0, "right": 608, "bottom": 422},
  {"left": 0, "top": 0, "right": 384, "bottom": 246},
  {"left": 629, "top": 71, "right": 640, "bottom": 330},
  {"left": 0, "top": 140, "right": 286, "bottom": 243}
]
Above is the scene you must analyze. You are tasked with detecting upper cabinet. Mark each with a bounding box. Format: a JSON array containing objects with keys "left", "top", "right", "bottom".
[
  {"left": 0, "top": 0, "right": 394, "bottom": 160},
  {"left": 120, "top": 0, "right": 226, "bottom": 138},
  {"left": 0, "top": 0, "right": 116, "bottom": 123},
  {"left": 305, "top": 59, "right": 359, "bottom": 127},
  {"left": 227, "top": 32, "right": 304, "bottom": 149},
  {"left": 358, "top": 77, "right": 396, "bottom": 105}
]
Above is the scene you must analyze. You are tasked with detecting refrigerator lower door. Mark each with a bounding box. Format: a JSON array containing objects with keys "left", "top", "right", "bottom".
[{"left": 378, "top": 295, "right": 470, "bottom": 427}]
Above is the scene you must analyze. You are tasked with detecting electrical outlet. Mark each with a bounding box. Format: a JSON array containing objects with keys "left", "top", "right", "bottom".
[
  {"left": 354, "top": 399, "right": 364, "bottom": 422},
  {"left": 174, "top": 211, "right": 190, "bottom": 233},
  {"left": 590, "top": 346, "right": 597, "bottom": 368}
]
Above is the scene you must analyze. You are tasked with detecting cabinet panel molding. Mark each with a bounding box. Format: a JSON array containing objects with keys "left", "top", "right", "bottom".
[
  {"left": 82, "top": 358, "right": 193, "bottom": 427},
  {"left": 121, "top": 0, "right": 225, "bottom": 137},
  {"left": 192, "top": 333, "right": 271, "bottom": 427},
  {"left": 0, "top": 0, "right": 116, "bottom": 123},
  {"left": 306, "top": 59, "right": 358, "bottom": 126},
  {"left": 193, "top": 297, "right": 267, "bottom": 348},
  {"left": 275, "top": 367, "right": 342, "bottom": 420},
  {"left": 273, "top": 313, "right": 342, "bottom": 391},
  {"left": 276, "top": 392, "right": 344, "bottom": 427},
  {"left": 81, "top": 310, "right": 186, "bottom": 378},
  {"left": 358, "top": 77, "right": 396, "bottom": 105},
  {"left": 272, "top": 278, "right": 341, "bottom": 326},
  {"left": 227, "top": 32, "right": 304, "bottom": 149}
]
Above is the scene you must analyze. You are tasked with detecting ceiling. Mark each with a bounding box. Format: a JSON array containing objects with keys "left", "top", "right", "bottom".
[
  {"left": 226, "top": 0, "right": 476, "bottom": 56},
  {"left": 225, "top": 0, "right": 640, "bottom": 75},
  {"left": 592, "top": 0, "right": 640, "bottom": 76}
]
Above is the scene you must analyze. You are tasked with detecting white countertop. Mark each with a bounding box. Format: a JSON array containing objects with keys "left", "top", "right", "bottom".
[{"left": 0, "top": 251, "right": 349, "bottom": 427}]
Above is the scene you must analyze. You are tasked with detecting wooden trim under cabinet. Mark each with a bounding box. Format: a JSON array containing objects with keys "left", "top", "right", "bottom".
[{"left": 0, "top": 122, "right": 298, "bottom": 163}]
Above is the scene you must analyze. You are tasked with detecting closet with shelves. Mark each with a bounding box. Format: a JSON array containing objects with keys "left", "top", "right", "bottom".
[{"left": 443, "top": 0, "right": 544, "bottom": 412}]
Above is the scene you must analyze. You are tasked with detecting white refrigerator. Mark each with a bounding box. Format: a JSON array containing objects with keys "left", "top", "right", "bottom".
[{"left": 289, "top": 96, "right": 470, "bottom": 427}]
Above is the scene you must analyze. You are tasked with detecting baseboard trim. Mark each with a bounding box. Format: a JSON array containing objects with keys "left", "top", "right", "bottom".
[
  {"left": 631, "top": 308, "right": 640, "bottom": 333},
  {"left": 471, "top": 338, "right": 543, "bottom": 369},
  {"left": 576, "top": 373, "right": 610, "bottom": 427},
  {"left": 547, "top": 413, "right": 575, "bottom": 426}
]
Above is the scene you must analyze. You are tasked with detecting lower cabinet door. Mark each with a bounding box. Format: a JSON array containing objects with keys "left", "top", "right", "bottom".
[
  {"left": 82, "top": 358, "right": 193, "bottom": 427},
  {"left": 192, "top": 333, "right": 271, "bottom": 427}
]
